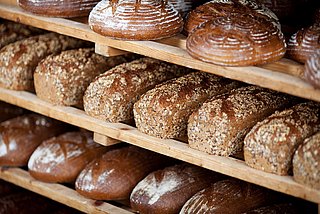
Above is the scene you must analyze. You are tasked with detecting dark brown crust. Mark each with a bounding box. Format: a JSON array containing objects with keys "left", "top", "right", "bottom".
[
  {"left": 304, "top": 50, "right": 320, "bottom": 89},
  {"left": 0, "top": 102, "right": 24, "bottom": 123},
  {"left": 28, "top": 131, "right": 108, "bottom": 183},
  {"left": 75, "top": 146, "right": 174, "bottom": 200},
  {"left": 18, "top": 0, "right": 100, "bottom": 18},
  {"left": 0, "top": 114, "right": 67, "bottom": 167}
]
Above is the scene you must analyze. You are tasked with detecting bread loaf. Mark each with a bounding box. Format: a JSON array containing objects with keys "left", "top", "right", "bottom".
[
  {"left": 304, "top": 50, "right": 320, "bottom": 89},
  {"left": 134, "top": 72, "right": 240, "bottom": 139},
  {"left": 0, "top": 33, "right": 87, "bottom": 91},
  {"left": 0, "top": 114, "right": 67, "bottom": 167},
  {"left": 169, "top": 0, "right": 193, "bottom": 17},
  {"left": 180, "top": 179, "right": 277, "bottom": 214},
  {"left": 130, "top": 163, "right": 224, "bottom": 214},
  {"left": 244, "top": 203, "right": 298, "bottom": 214},
  {"left": 84, "top": 57, "right": 190, "bottom": 123},
  {"left": 0, "top": 20, "right": 43, "bottom": 49},
  {"left": 0, "top": 101, "right": 24, "bottom": 122},
  {"left": 88, "top": 0, "right": 183, "bottom": 40},
  {"left": 28, "top": 131, "right": 108, "bottom": 183},
  {"left": 188, "top": 86, "right": 292, "bottom": 157},
  {"left": 184, "top": 0, "right": 280, "bottom": 35},
  {"left": 34, "top": 48, "right": 128, "bottom": 107},
  {"left": 18, "top": 0, "right": 100, "bottom": 18},
  {"left": 75, "top": 146, "right": 174, "bottom": 200},
  {"left": 186, "top": 13, "right": 285, "bottom": 66},
  {"left": 293, "top": 132, "right": 320, "bottom": 190},
  {"left": 287, "top": 24, "right": 320, "bottom": 64},
  {"left": 244, "top": 102, "right": 320, "bottom": 175}
]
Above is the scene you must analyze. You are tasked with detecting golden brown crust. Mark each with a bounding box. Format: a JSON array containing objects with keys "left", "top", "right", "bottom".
[
  {"left": 287, "top": 24, "right": 320, "bottom": 64},
  {"left": 28, "top": 131, "right": 108, "bottom": 183},
  {"left": 88, "top": 0, "right": 183, "bottom": 40},
  {"left": 188, "top": 86, "right": 292, "bottom": 157},
  {"left": 304, "top": 50, "right": 320, "bottom": 89},
  {"left": 0, "top": 114, "right": 67, "bottom": 167},
  {"left": 186, "top": 14, "right": 285, "bottom": 66},
  {"left": 84, "top": 57, "right": 190, "bottom": 123},
  {"left": 244, "top": 102, "right": 320, "bottom": 175},
  {"left": 181, "top": 179, "right": 277, "bottom": 214},
  {"left": 130, "top": 163, "right": 223, "bottom": 214},
  {"left": 18, "top": 0, "right": 100, "bottom": 18},
  {"left": 293, "top": 132, "right": 320, "bottom": 190},
  {"left": 0, "top": 33, "right": 87, "bottom": 91},
  {"left": 75, "top": 146, "right": 174, "bottom": 200},
  {"left": 134, "top": 72, "right": 240, "bottom": 139},
  {"left": 34, "top": 48, "right": 128, "bottom": 107}
]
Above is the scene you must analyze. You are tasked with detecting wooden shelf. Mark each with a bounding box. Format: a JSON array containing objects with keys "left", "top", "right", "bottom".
[
  {"left": 1, "top": 3, "right": 320, "bottom": 103},
  {"left": 0, "top": 88, "right": 318, "bottom": 204},
  {"left": 0, "top": 167, "right": 133, "bottom": 214}
]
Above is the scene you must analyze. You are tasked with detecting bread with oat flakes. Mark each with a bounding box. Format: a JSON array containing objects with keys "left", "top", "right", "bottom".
[
  {"left": 0, "top": 33, "right": 87, "bottom": 91},
  {"left": 188, "top": 86, "right": 292, "bottom": 157},
  {"left": 134, "top": 72, "right": 240, "bottom": 139},
  {"left": 34, "top": 48, "right": 128, "bottom": 108},
  {"left": 84, "top": 57, "right": 190, "bottom": 123},
  {"left": 293, "top": 132, "right": 320, "bottom": 190},
  {"left": 244, "top": 102, "right": 320, "bottom": 175}
]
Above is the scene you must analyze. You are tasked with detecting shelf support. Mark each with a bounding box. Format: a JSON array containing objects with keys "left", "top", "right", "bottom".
[
  {"left": 94, "top": 132, "right": 121, "bottom": 146},
  {"left": 95, "top": 43, "right": 128, "bottom": 57}
]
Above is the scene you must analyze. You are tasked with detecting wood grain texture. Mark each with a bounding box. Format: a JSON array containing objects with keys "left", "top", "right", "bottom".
[
  {"left": 0, "top": 4, "right": 317, "bottom": 102},
  {"left": 0, "top": 167, "right": 133, "bottom": 214},
  {"left": 0, "top": 88, "right": 318, "bottom": 204},
  {"left": 94, "top": 132, "right": 121, "bottom": 146}
]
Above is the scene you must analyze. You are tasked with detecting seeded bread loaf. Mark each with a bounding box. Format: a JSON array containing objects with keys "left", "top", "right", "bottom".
[
  {"left": 0, "top": 20, "right": 43, "bottom": 49},
  {"left": 180, "top": 179, "right": 277, "bottom": 214},
  {"left": 0, "top": 114, "right": 67, "bottom": 167},
  {"left": 244, "top": 102, "right": 320, "bottom": 175},
  {"left": 0, "top": 33, "right": 87, "bottom": 91},
  {"left": 75, "top": 146, "right": 174, "bottom": 200},
  {"left": 28, "top": 131, "right": 108, "bottom": 183},
  {"left": 188, "top": 86, "right": 292, "bottom": 157},
  {"left": 130, "top": 163, "right": 224, "bottom": 214},
  {"left": 84, "top": 57, "right": 190, "bottom": 123},
  {"left": 134, "top": 72, "right": 240, "bottom": 139},
  {"left": 34, "top": 48, "right": 128, "bottom": 107},
  {"left": 293, "top": 132, "right": 320, "bottom": 190}
]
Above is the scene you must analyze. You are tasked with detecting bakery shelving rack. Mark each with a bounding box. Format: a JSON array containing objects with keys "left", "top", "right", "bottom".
[{"left": 0, "top": 0, "right": 319, "bottom": 213}]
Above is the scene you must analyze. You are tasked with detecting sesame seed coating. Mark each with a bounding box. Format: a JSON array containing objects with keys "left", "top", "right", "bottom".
[
  {"left": 244, "top": 102, "right": 320, "bottom": 175},
  {"left": 134, "top": 72, "right": 240, "bottom": 139},
  {"left": 188, "top": 86, "right": 292, "bottom": 157}
]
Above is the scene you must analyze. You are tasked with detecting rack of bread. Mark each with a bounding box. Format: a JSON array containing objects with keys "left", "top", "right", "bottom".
[{"left": 0, "top": 0, "right": 319, "bottom": 213}]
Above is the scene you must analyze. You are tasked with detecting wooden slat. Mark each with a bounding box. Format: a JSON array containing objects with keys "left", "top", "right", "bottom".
[
  {"left": 94, "top": 133, "right": 121, "bottom": 146},
  {"left": 95, "top": 44, "right": 128, "bottom": 57},
  {"left": 0, "top": 88, "right": 318, "bottom": 204},
  {"left": 0, "top": 3, "right": 319, "bottom": 102},
  {"left": 0, "top": 167, "right": 132, "bottom": 214}
]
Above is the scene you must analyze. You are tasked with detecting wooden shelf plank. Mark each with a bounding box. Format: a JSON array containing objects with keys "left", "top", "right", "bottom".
[
  {"left": 0, "top": 3, "right": 319, "bottom": 102},
  {"left": 0, "top": 88, "right": 318, "bottom": 204},
  {"left": 0, "top": 167, "right": 133, "bottom": 214}
]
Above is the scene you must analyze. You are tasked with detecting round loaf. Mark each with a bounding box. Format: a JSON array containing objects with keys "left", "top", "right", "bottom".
[
  {"left": 186, "top": 14, "right": 285, "bottom": 66},
  {"left": 34, "top": 48, "right": 128, "bottom": 107},
  {"left": 28, "top": 131, "right": 108, "bottom": 183},
  {"left": 244, "top": 102, "right": 320, "bottom": 175},
  {"left": 188, "top": 86, "right": 292, "bottom": 157},
  {"left": 287, "top": 24, "right": 320, "bottom": 64},
  {"left": 0, "top": 20, "right": 42, "bottom": 49},
  {"left": 184, "top": 0, "right": 280, "bottom": 35},
  {"left": 0, "top": 101, "right": 24, "bottom": 122},
  {"left": 0, "top": 33, "right": 87, "bottom": 91},
  {"left": 84, "top": 57, "right": 190, "bottom": 123},
  {"left": 130, "top": 163, "right": 223, "bottom": 214},
  {"left": 0, "top": 114, "right": 67, "bottom": 167},
  {"left": 75, "top": 146, "right": 174, "bottom": 200},
  {"left": 304, "top": 50, "right": 320, "bottom": 89},
  {"left": 180, "top": 179, "right": 276, "bottom": 214},
  {"left": 88, "top": 0, "right": 183, "bottom": 40},
  {"left": 169, "top": 0, "right": 193, "bottom": 17},
  {"left": 293, "top": 132, "right": 320, "bottom": 190},
  {"left": 18, "top": 0, "right": 100, "bottom": 18},
  {"left": 134, "top": 72, "right": 240, "bottom": 139}
]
